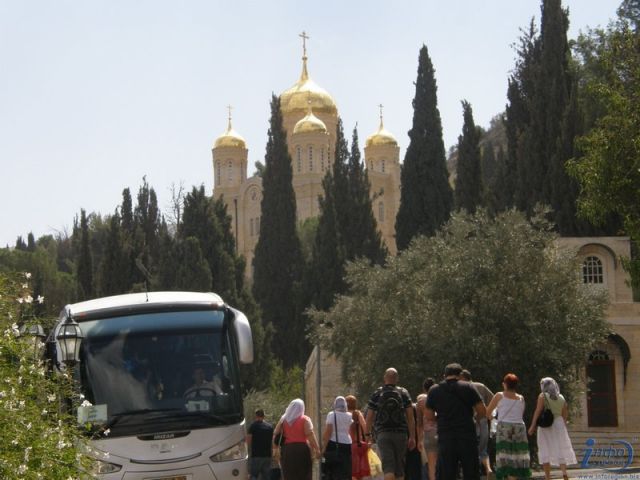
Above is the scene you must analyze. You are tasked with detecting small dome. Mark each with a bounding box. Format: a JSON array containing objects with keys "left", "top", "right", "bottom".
[
  {"left": 366, "top": 117, "right": 398, "bottom": 148},
  {"left": 280, "top": 58, "right": 337, "bottom": 116},
  {"left": 214, "top": 122, "right": 246, "bottom": 149},
  {"left": 293, "top": 109, "right": 327, "bottom": 135}
]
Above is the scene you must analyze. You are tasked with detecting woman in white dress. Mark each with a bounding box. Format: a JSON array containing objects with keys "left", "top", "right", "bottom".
[{"left": 528, "top": 377, "right": 577, "bottom": 480}]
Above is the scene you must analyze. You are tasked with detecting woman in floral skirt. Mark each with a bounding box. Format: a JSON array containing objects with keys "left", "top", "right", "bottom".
[{"left": 486, "top": 373, "right": 531, "bottom": 480}]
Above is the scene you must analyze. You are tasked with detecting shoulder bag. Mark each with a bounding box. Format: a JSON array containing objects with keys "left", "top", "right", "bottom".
[
  {"left": 536, "top": 394, "right": 555, "bottom": 428},
  {"left": 322, "top": 412, "right": 342, "bottom": 473}
]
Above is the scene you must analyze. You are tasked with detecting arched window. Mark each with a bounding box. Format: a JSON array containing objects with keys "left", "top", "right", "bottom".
[
  {"left": 227, "top": 161, "right": 233, "bottom": 181},
  {"left": 321, "top": 148, "right": 325, "bottom": 172},
  {"left": 309, "top": 146, "right": 313, "bottom": 172},
  {"left": 583, "top": 256, "right": 604, "bottom": 284},
  {"left": 216, "top": 161, "right": 221, "bottom": 185},
  {"left": 296, "top": 146, "right": 302, "bottom": 173},
  {"left": 250, "top": 218, "right": 254, "bottom": 237},
  {"left": 381, "top": 159, "right": 386, "bottom": 173},
  {"left": 378, "top": 201, "right": 385, "bottom": 223}
]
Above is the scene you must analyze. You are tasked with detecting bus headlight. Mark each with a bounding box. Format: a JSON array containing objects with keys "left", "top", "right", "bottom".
[
  {"left": 210, "top": 439, "right": 247, "bottom": 462},
  {"left": 91, "top": 458, "right": 122, "bottom": 474}
]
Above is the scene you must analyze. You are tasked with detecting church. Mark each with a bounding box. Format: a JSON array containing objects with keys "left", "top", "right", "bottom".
[{"left": 211, "top": 34, "right": 401, "bottom": 274}]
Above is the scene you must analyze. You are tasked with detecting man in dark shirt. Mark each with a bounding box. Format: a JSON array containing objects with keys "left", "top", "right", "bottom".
[
  {"left": 366, "top": 367, "right": 416, "bottom": 480},
  {"left": 426, "top": 363, "right": 486, "bottom": 480},
  {"left": 247, "top": 409, "right": 274, "bottom": 480}
]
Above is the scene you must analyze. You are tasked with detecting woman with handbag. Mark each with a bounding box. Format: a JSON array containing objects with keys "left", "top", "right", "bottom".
[
  {"left": 486, "top": 373, "right": 531, "bottom": 480},
  {"left": 346, "top": 395, "right": 370, "bottom": 480},
  {"left": 273, "top": 398, "right": 321, "bottom": 480},
  {"left": 528, "top": 377, "right": 576, "bottom": 480},
  {"left": 321, "top": 396, "right": 353, "bottom": 480}
]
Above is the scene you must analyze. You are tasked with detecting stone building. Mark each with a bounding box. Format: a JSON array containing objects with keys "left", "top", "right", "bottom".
[{"left": 212, "top": 39, "right": 401, "bottom": 276}]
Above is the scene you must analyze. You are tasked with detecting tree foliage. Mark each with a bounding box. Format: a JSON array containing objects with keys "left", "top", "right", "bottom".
[
  {"left": 311, "top": 209, "right": 609, "bottom": 416},
  {"left": 395, "top": 45, "right": 453, "bottom": 249},
  {"left": 454, "top": 101, "right": 483, "bottom": 214},
  {"left": 568, "top": 9, "right": 640, "bottom": 291}
]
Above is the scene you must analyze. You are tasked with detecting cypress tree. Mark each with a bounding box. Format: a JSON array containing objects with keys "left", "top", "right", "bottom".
[
  {"left": 99, "top": 211, "right": 129, "bottom": 296},
  {"left": 311, "top": 171, "right": 345, "bottom": 310},
  {"left": 76, "top": 209, "right": 93, "bottom": 300},
  {"left": 252, "top": 95, "right": 305, "bottom": 367},
  {"left": 454, "top": 101, "right": 483, "bottom": 214},
  {"left": 395, "top": 45, "right": 453, "bottom": 250},
  {"left": 345, "top": 126, "right": 387, "bottom": 264},
  {"left": 174, "top": 237, "right": 213, "bottom": 291},
  {"left": 27, "top": 233, "right": 36, "bottom": 252}
]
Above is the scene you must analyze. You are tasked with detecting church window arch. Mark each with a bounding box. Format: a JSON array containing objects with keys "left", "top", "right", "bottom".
[
  {"left": 381, "top": 159, "right": 386, "bottom": 173},
  {"left": 216, "top": 161, "right": 221, "bottom": 185},
  {"left": 583, "top": 256, "right": 604, "bottom": 284},
  {"left": 296, "top": 146, "right": 302, "bottom": 173},
  {"left": 227, "top": 160, "right": 233, "bottom": 181},
  {"left": 321, "top": 147, "right": 325, "bottom": 172},
  {"left": 250, "top": 218, "right": 254, "bottom": 237},
  {"left": 309, "top": 145, "right": 313, "bottom": 172},
  {"left": 378, "top": 201, "right": 385, "bottom": 223}
]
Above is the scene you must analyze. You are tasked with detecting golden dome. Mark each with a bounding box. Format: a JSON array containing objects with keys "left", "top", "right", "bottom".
[
  {"left": 214, "top": 117, "right": 246, "bottom": 149},
  {"left": 293, "top": 103, "right": 328, "bottom": 135},
  {"left": 366, "top": 115, "right": 398, "bottom": 148},
  {"left": 280, "top": 57, "right": 337, "bottom": 116}
]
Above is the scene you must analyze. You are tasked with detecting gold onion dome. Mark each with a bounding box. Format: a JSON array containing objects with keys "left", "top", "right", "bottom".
[
  {"left": 366, "top": 114, "right": 398, "bottom": 148},
  {"left": 280, "top": 56, "right": 337, "bottom": 116},
  {"left": 293, "top": 103, "right": 328, "bottom": 135},
  {"left": 214, "top": 116, "right": 246, "bottom": 149}
]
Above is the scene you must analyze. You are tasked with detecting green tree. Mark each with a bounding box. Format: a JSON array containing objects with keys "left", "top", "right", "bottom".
[
  {"left": 99, "top": 211, "right": 131, "bottom": 296},
  {"left": 76, "top": 208, "right": 93, "bottom": 300},
  {"left": 396, "top": 45, "right": 453, "bottom": 249},
  {"left": 252, "top": 95, "right": 306, "bottom": 367},
  {"left": 174, "top": 237, "right": 213, "bottom": 291},
  {"left": 311, "top": 209, "right": 609, "bottom": 413},
  {"left": 454, "top": 101, "right": 483, "bottom": 213},
  {"left": 568, "top": 15, "right": 640, "bottom": 290}
]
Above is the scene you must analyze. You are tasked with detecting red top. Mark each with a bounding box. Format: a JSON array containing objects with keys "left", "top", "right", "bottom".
[{"left": 283, "top": 415, "right": 309, "bottom": 444}]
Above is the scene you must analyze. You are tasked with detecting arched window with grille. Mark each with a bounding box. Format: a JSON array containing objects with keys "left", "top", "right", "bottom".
[
  {"left": 296, "top": 146, "right": 302, "bottom": 173},
  {"left": 583, "top": 256, "right": 604, "bottom": 284},
  {"left": 216, "top": 161, "right": 221, "bottom": 185},
  {"left": 321, "top": 148, "right": 325, "bottom": 172},
  {"left": 250, "top": 218, "right": 254, "bottom": 237},
  {"left": 309, "top": 146, "right": 313, "bottom": 172},
  {"left": 381, "top": 159, "right": 386, "bottom": 173},
  {"left": 227, "top": 161, "right": 233, "bottom": 181}
]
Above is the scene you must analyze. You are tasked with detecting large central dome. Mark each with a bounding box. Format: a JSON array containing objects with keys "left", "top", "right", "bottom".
[{"left": 280, "top": 57, "right": 337, "bottom": 116}]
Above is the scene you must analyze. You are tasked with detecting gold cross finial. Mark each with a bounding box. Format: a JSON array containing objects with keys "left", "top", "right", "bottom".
[
  {"left": 299, "top": 31, "right": 310, "bottom": 58},
  {"left": 378, "top": 104, "right": 384, "bottom": 128},
  {"left": 226, "top": 104, "right": 233, "bottom": 129}
]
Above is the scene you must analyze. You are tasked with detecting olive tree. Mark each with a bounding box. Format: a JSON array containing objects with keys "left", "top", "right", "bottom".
[{"left": 311, "top": 209, "right": 609, "bottom": 418}]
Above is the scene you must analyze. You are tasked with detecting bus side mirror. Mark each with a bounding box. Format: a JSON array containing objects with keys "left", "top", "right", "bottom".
[{"left": 230, "top": 308, "right": 253, "bottom": 364}]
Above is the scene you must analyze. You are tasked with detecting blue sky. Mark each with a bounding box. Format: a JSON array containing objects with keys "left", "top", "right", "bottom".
[{"left": 0, "top": 1, "right": 620, "bottom": 247}]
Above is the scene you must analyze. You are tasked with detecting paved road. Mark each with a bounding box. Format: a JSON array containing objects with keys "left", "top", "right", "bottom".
[{"left": 530, "top": 467, "right": 640, "bottom": 479}]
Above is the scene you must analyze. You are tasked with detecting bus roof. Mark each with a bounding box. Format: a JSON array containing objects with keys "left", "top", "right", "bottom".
[{"left": 64, "top": 291, "right": 225, "bottom": 320}]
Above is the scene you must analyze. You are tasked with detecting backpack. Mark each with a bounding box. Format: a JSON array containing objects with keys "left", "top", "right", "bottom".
[{"left": 375, "top": 386, "right": 406, "bottom": 430}]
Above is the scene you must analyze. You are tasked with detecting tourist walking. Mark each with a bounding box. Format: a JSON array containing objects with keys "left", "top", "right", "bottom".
[
  {"left": 322, "top": 396, "right": 353, "bottom": 480},
  {"left": 425, "top": 363, "right": 485, "bottom": 480},
  {"left": 527, "top": 377, "right": 576, "bottom": 480},
  {"left": 366, "top": 367, "right": 416, "bottom": 480},
  {"left": 416, "top": 378, "right": 437, "bottom": 480},
  {"left": 486, "top": 373, "right": 531, "bottom": 480},
  {"left": 460, "top": 369, "right": 495, "bottom": 477},
  {"left": 346, "top": 395, "right": 371, "bottom": 480},
  {"left": 247, "top": 408, "right": 274, "bottom": 480},
  {"left": 273, "top": 398, "right": 321, "bottom": 480}
]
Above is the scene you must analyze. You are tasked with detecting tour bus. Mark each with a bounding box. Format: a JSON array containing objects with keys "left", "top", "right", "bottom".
[{"left": 50, "top": 291, "right": 253, "bottom": 480}]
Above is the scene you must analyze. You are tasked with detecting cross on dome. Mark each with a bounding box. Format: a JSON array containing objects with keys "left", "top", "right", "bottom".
[{"left": 299, "top": 31, "right": 310, "bottom": 58}]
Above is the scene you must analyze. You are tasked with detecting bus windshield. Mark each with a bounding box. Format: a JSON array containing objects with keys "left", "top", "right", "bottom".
[{"left": 76, "top": 309, "right": 243, "bottom": 438}]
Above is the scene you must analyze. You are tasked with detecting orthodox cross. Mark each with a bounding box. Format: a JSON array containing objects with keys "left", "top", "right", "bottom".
[
  {"left": 299, "top": 31, "right": 310, "bottom": 57},
  {"left": 378, "top": 103, "right": 384, "bottom": 126},
  {"left": 226, "top": 104, "right": 233, "bottom": 128}
]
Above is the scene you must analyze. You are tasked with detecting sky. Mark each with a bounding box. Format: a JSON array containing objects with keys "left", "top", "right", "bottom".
[{"left": 0, "top": 0, "right": 620, "bottom": 247}]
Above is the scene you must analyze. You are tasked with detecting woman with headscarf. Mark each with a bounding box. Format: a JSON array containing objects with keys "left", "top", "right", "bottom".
[
  {"left": 321, "top": 396, "right": 353, "bottom": 480},
  {"left": 273, "top": 398, "right": 321, "bottom": 480},
  {"left": 528, "top": 377, "right": 576, "bottom": 480}
]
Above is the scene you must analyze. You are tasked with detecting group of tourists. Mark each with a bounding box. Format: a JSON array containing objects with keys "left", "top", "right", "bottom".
[{"left": 246, "top": 364, "right": 577, "bottom": 480}]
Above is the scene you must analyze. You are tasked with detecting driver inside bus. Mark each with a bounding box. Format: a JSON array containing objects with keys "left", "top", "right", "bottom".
[{"left": 184, "top": 366, "right": 224, "bottom": 398}]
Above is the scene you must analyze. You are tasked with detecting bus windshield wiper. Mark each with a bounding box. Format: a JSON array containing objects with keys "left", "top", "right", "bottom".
[{"left": 100, "top": 408, "right": 184, "bottom": 431}]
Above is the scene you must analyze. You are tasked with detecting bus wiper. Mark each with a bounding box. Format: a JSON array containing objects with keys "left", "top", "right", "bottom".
[
  {"left": 101, "top": 408, "right": 183, "bottom": 431},
  {"left": 177, "top": 411, "right": 241, "bottom": 424}
]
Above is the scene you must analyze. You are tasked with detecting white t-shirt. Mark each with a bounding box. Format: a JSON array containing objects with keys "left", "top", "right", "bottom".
[{"left": 326, "top": 411, "right": 353, "bottom": 444}]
